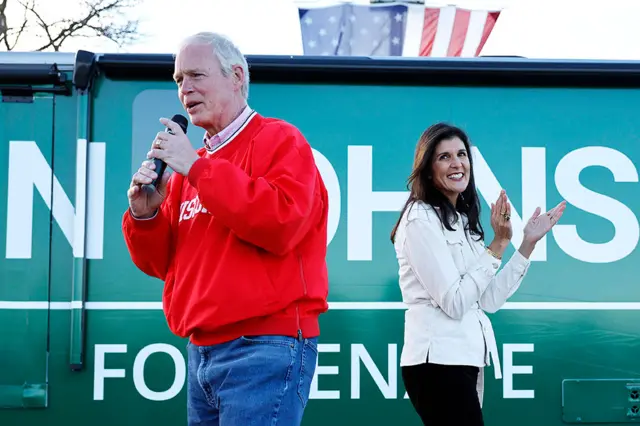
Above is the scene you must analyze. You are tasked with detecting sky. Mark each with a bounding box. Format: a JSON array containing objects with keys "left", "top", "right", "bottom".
[{"left": 5, "top": 0, "right": 640, "bottom": 60}]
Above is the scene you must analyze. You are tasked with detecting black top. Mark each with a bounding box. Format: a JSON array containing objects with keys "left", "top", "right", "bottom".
[
  {"left": 94, "top": 53, "right": 640, "bottom": 88},
  {"left": 4, "top": 50, "right": 640, "bottom": 88}
]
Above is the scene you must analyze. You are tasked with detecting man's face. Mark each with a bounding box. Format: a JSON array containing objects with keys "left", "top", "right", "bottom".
[{"left": 173, "top": 43, "right": 242, "bottom": 133}]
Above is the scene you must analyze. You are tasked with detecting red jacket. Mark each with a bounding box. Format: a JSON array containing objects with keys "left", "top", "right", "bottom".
[{"left": 122, "top": 113, "right": 329, "bottom": 345}]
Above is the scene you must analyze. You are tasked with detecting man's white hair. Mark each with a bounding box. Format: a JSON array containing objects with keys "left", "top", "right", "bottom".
[{"left": 179, "top": 32, "right": 250, "bottom": 99}]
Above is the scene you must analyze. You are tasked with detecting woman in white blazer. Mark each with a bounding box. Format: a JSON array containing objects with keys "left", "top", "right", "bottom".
[{"left": 390, "top": 123, "right": 566, "bottom": 426}]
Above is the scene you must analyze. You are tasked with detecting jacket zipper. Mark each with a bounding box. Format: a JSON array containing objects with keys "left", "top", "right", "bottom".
[{"left": 296, "top": 251, "right": 308, "bottom": 341}]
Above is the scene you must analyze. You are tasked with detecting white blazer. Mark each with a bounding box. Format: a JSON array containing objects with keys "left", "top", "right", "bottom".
[{"left": 393, "top": 200, "right": 531, "bottom": 404}]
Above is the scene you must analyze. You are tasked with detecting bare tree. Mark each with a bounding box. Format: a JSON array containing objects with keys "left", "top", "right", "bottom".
[{"left": 0, "top": 0, "right": 141, "bottom": 51}]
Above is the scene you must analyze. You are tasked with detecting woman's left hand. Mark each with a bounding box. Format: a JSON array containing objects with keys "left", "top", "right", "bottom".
[{"left": 523, "top": 200, "right": 567, "bottom": 244}]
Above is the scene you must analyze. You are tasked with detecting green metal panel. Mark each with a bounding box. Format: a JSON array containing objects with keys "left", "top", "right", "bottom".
[
  {"left": 562, "top": 379, "right": 640, "bottom": 423},
  {"left": 2, "top": 60, "right": 640, "bottom": 426},
  {"left": 0, "top": 96, "right": 53, "bottom": 409},
  {"left": 69, "top": 86, "right": 92, "bottom": 370}
]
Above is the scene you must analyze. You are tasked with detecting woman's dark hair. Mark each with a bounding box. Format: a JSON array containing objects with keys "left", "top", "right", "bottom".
[{"left": 390, "top": 122, "right": 484, "bottom": 244}]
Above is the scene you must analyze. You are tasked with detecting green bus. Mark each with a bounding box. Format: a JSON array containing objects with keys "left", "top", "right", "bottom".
[{"left": 1, "top": 49, "right": 640, "bottom": 425}]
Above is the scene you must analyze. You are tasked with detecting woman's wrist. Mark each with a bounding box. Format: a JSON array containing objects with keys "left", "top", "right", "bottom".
[
  {"left": 488, "top": 238, "right": 509, "bottom": 258},
  {"left": 518, "top": 238, "right": 537, "bottom": 259}
]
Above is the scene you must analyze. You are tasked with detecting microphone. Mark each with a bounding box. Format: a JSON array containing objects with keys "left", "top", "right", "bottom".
[{"left": 142, "top": 114, "right": 189, "bottom": 194}]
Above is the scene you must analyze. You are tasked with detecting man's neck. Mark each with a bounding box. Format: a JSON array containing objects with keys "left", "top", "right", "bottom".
[{"left": 206, "top": 100, "right": 248, "bottom": 136}]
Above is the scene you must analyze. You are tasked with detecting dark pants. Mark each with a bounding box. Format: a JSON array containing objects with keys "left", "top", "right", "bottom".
[
  {"left": 186, "top": 335, "right": 318, "bottom": 425},
  {"left": 402, "top": 362, "right": 484, "bottom": 426}
]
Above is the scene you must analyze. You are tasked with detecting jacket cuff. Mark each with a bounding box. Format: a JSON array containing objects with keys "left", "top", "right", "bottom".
[
  {"left": 508, "top": 248, "right": 531, "bottom": 274},
  {"left": 187, "top": 157, "right": 212, "bottom": 188},
  {"left": 125, "top": 208, "right": 160, "bottom": 229},
  {"left": 478, "top": 249, "right": 502, "bottom": 275}
]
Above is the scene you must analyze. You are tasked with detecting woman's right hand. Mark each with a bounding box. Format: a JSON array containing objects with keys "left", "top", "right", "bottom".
[{"left": 488, "top": 190, "right": 513, "bottom": 257}]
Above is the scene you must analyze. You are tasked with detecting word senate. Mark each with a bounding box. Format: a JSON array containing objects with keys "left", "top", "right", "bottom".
[
  {"left": 7, "top": 140, "right": 638, "bottom": 264},
  {"left": 93, "top": 342, "right": 535, "bottom": 401}
]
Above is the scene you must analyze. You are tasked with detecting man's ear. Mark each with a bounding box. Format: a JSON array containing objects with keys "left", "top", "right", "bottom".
[{"left": 232, "top": 65, "right": 244, "bottom": 88}]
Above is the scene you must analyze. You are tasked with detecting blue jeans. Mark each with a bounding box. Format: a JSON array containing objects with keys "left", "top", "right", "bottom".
[{"left": 186, "top": 335, "right": 318, "bottom": 425}]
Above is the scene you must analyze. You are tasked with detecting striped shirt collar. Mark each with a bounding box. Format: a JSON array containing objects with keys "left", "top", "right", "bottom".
[{"left": 202, "top": 105, "right": 254, "bottom": 152}]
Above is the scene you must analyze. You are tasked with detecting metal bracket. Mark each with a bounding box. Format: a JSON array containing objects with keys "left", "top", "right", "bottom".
[
  {"left": 0, "top": 384, "right": 48, "bottom": 409},
  {"left": 1, "top": 84, "right": 71, "bottom": 102}
]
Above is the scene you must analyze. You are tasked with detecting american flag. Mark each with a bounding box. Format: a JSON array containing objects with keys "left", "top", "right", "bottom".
[
  {"left": 298, "top": 4, "right": 408, "bottom": 56},
  {"left": 298, "top": 3, "right": 501, "bottom": 57}
]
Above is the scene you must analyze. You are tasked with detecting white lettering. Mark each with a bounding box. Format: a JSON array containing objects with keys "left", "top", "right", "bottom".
[
  {"left": 310, "top": 343, "right": 340, "bottom": 399},
  {"left": 179, "top": 197, "right": 189, "bottom": 219},
  {"left": 178, "top": 195, "right": 209, "bottom": 223},
  {"left": 93, "top": 344, "right": 127, "bottom": 400},
  {"left": 351, "top": 343, "right": 397, "bottom": 399},
  {"left": 554, "top": 147, "right": 639, "bottom": 263},
  {"left": 73, "top": 139, "right": 88, "bottom": 258},
  {"left": 92, "top": 342, "right": 539, "bottom": 401},
  {"left": 6, "top": 140, "right": 106, "bottom": 259},
  {"left": 8, "top": 139, "right": 636, "bottom": 265},
  {"left": 503, "top": 343, "right": 534, "bottom": 399},
  {"left": 472, "top": 147, "right": 547, "bottom": 261},
  {"left": 185, "top": 199, "right": 196, "bottom": 221},
  {"left": 313, "top": 149, "right": 341, "bottom": 246},
  {"left": 133, "top": 343, "right": 186, "bottom": 401},
  {"left": 347, "top": 146, "right": 408, "bottom": 261},
  {"left": 87, "top": 142, "right": 106, "bottom": 259}
]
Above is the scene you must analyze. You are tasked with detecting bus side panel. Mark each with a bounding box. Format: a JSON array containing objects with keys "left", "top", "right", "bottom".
[
  {"left": 24, "top": 75, "right": 640, "bottom": 425},
  {"left": 0, "top": 94, "right": 54, "bottom": 411}
]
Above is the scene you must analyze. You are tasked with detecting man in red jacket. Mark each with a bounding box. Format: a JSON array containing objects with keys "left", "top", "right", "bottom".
[{"left": 122, "top": 31, "right": 329, "bottom": 425}]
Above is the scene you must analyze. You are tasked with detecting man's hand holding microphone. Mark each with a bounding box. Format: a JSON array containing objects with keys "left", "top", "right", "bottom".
[{"left": 128, "top": 114, "right": 195, "bottom": 219}]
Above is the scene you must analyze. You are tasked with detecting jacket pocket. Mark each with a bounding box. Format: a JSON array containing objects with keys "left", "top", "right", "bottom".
[
  {"left": 444, "top": 229, "right": 466, "bottom": 274},
  {"left": 240, "top": 335, "right": 296, "bottom": 347},
  {"left": 297, "top": 338, "right": 318, "bottom": 408}
]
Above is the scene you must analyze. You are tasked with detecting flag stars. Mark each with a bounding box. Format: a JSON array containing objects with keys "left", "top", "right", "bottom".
[{"left": 299, "top": 4, "right": 410, "bottom": 57}]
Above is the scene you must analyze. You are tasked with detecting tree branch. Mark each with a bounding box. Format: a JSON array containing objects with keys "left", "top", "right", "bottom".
[
  {"left": 0, "top": 0, "right": 7, "bottom": 48},
  {"left": 1, "top": 0, "right": 31, "bottom": 50},
  {"left": 1, "top": 0, "right": 141, "bottom": 51}
]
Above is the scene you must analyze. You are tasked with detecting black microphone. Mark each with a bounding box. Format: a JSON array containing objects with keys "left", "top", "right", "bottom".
[{"left": 142, "top": 114, "right": 189, "bottom": 194}]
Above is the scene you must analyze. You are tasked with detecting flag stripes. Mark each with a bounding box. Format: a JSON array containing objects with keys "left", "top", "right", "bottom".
[{"left": 298, "top": 3, "right": 501, "bottom": 57}]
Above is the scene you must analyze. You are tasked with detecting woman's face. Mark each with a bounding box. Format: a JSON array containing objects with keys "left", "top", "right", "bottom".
[{"left": 431, "top": 136, "right": 471, "bottom": 204}]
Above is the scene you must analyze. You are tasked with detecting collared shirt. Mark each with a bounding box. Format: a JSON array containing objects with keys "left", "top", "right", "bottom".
[
  {"left": 203, "top": 105, "right": 255, "bottom": 152},
  {"left": 393, "top": 201, "right": 531, "bottom": 394}
]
